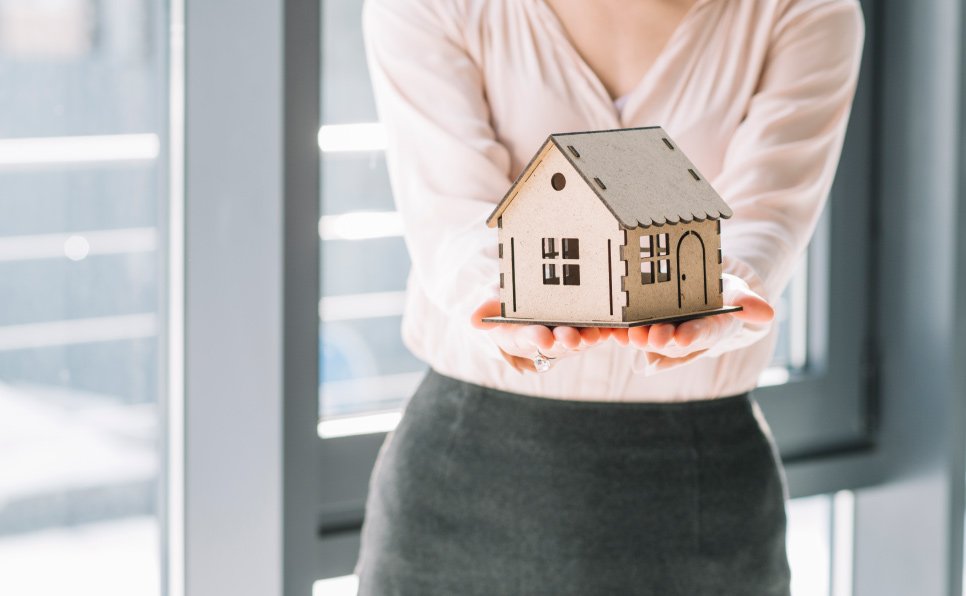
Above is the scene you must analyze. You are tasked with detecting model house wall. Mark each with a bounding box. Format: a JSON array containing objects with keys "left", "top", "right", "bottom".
[
  {"left": 498, "top": 146, "right": 625, "bottom": 323},
  {"left": 622, "top": 219, "right": 723, "bottom": 321}
]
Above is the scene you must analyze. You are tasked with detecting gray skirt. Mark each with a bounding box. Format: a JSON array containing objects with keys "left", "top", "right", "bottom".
[{"left": 356, "top": 370, "right": 790, "bottom": 596}]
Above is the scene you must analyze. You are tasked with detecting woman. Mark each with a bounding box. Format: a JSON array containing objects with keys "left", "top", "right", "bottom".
[{"left": 356, "top": 0, "right": 864, "bottom": 593}]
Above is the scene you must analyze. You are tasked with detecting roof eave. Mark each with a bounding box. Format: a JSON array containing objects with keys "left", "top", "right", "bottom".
[{"left": 485, "top": 138, "right": 555, "bottom": 227}]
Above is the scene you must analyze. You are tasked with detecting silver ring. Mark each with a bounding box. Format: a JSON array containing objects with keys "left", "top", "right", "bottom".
[{"left": 532, "top": 349, "right": 555, "bottom": 373}]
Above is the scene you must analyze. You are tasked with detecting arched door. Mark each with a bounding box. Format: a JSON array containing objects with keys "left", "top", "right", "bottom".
[{"left": 676, "top": 231, "right": 708, "bottom": 310}]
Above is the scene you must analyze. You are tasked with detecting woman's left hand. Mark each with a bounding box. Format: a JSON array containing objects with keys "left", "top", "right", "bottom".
[{"left": 609, "top": 273, "right": 776, "bottom": 371}]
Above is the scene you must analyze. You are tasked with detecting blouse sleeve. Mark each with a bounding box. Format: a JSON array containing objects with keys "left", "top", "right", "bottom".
[
  {"left": 701, "top": 0, "right": 865, "bottom": 358},
  {"left": 362, "top": 0, "right": 510, "bottom": 357}
]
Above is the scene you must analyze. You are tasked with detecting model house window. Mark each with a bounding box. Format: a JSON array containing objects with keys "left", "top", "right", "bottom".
[
  {"left": 640, "top": 233, "right": 671, "bottom": 285},
  {"left": 658, "top": 258, "right": 670, "bottom": 282},
  {"left": 543, "top": 263, "right": 560, "bottom": 285},
  {"left": 542, "top": 237, "right": 558, "bottom": 258},
  {"left": 542, "top": 237, "right": 580, "bottom": 285},
  {"left": 641, "top": 260, "right": 654, "bottom": 284},
  {"left": 563, "top": 264, "right": 580, "bottom": 286},
  {"left": 562, "top": 238, "right": 579, "bottom": 259}
]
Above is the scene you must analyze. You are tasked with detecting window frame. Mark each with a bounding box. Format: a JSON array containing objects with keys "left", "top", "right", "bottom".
[{"left": 750, "top": 8, "right": 878, "bottom": 462}]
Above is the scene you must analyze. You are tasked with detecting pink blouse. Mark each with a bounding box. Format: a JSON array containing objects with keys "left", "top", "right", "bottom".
[{"left": 362, "top": 0, "right": 864, "bottom": 401}]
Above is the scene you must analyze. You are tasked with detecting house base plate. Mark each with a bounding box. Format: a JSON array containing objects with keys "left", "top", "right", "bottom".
[{"left": 482, "top": 305, "right": 744, "bottom": 328}]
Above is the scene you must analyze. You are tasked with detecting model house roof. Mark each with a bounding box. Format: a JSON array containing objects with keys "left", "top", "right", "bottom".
[{"left": 486, "top": 126, "right": 733, "bottom": 229}]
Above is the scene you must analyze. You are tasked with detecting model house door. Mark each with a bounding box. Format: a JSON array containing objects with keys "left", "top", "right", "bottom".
[{"left": 676, "top": 231, "right": 708, "bottom": 310}]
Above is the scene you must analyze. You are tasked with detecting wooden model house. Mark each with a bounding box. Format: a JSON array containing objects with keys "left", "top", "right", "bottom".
[{"left": 483, "top": 126, "right": 741, "bottom": 328}]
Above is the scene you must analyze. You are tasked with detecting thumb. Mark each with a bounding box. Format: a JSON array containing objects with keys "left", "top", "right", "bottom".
[
  {"left": 470, "top": 298, "right": 503, "bottom": 330},
  {"left": 722, "top": 274, "right": 774, "bottom": 324}
]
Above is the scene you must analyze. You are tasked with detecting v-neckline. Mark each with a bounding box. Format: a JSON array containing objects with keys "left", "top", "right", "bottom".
[{"left": 533, "top": 0, "right": 709, "bottom": 124}]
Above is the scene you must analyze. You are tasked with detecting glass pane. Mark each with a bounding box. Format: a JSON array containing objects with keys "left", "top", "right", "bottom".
[
  {"left": 319, "top": 0, "right": 425, "bottom": 421},
  {"left": 787, "top": 494, "right": 832, "bottom": 596},
  {"left": 763, "top": 250, "right": 810, "bottom": 384},
  {"left": 0, "top": 0, "right": 166, "bottom": 594}
]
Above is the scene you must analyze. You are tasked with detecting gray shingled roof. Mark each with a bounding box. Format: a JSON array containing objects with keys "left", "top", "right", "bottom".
[{"left": 486, "top": 126, "right": 733, "bottom": 229}]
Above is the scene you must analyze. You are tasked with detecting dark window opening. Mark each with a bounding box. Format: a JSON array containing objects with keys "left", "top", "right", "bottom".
[
  {"left": 563, "top": 264, "right": 580, "bottom": 286},
  {"left": 562, "top": 238, "right": 579, "bottom": 259}
]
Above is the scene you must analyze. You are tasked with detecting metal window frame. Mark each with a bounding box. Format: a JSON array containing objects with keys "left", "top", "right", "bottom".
[
  {"left": 849, "top": 1, "right": 966, "bottom": 594},
  {"left": 179, "top": 0, "right": 322, "bottom": 594}
]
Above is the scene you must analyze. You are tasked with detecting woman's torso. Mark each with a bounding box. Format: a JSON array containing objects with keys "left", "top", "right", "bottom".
[
  {"left": 466, "top": 0, "right": 773, "bottom": 183},
  {"left": 400, "top": 0, "right": 788, "bottom": 401}
]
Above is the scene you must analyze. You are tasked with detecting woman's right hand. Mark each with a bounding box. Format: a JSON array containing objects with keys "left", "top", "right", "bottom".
[{"left": 470, "top": 298, "right": 604, "bottom": 373}]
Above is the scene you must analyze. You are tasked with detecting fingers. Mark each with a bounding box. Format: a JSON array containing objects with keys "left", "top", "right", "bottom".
[
  {"left": 627, "top": 325, "right": 649, "bottom": 348},
  {"left": 553, "top": 326, "right": 582, "bottom": 350},
  {"left": 674, "top": 318, "right": 713, "bottom": 348},
  {"left": 730, "top": 290, "right": 775, "bottom": 324},
  {"left": 647, "top": 349, "right": 709, "bottom": 371},
  {"left": 499, "top": 349, "right": 537, "bottom": 373},
  {"left": 470, "top": 298, "right": 503, "bottom": 330},
  {"left": 722, "top": 274, "right": 774, "bottom": 324},
  {"left": 510, "top": 353, "right": 537, "bottom": 373},
  {"left": 519, "top": 325, "right": 555, "bottom": 352},
  {"left": 482, "top": 316, "right": 618, "bottom": 374},
  {"left": 579, "top": 326, "right": 601, "bottom": 345},
  {"left": 610, "top": 328, "right": 629, "bottom": 346},
  {"left": 647, "top": 323, "right": 676, "bottom": 349}
]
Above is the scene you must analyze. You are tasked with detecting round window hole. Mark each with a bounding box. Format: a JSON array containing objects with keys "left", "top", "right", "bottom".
[
  {"left": 551, "top": 173, "right": 566, "bottom": 191},
  {"left": 681, "top": 274, "right": 687, "bottom": 281}
]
